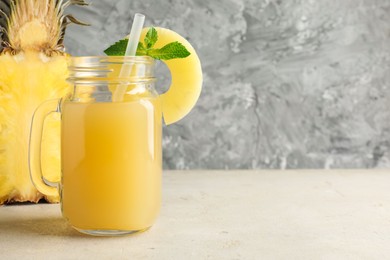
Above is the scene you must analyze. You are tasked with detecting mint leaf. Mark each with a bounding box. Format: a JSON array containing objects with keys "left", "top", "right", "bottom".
[
  {"left": 147, "top": 42, "right": 191, "bottom": 60},
  {"left": 137, "top": 42, "right": 146, "bottom": 55},
  {"left": 104, "top": 39, "right": 148, "bottom": 56},
  {"left": 104, "top": 39, "right": 128, "bottom": 56},
  {"left": 104, "top": 27, "right": 192, "bottom": 60},
  {"left": 144, "top": 27, "right": 158, "bottom": 49}
]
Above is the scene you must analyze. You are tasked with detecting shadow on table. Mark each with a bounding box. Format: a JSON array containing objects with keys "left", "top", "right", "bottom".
[
  {"left": 0, "top": 205, "right": 85, "bottom": 238},
  {"left": 0, "top": 217, "right": 85, "bottom": 237},
  {"left": 0, "top": 204, "right": 150, "bottom": 239}
]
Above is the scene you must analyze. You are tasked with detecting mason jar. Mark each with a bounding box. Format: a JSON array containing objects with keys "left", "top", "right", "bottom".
[{"left": 29, "top": 56, "right": 162, "bottom": 236}]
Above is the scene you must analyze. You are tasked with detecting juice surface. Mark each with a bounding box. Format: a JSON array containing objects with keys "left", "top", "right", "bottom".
[{"left": 61, "top": 97, "right": 162, "bottom": 231}]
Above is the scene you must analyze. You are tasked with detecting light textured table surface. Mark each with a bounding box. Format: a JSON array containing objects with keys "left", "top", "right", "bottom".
[{"left": 1, "top": 170, "right": 390, "bottom": 259}]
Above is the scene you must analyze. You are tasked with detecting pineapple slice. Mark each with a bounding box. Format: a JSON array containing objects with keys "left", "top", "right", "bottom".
[
  {"left": 140, "top": 27, "right": 203, "bottom": 125},
  {"left": 0, "top": 0, "right": 88, "bottom": 204}
]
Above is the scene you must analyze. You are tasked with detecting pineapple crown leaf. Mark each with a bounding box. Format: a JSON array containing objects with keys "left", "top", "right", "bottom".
[
  {"left": 57, "top": 14, "right": 90, "bottom": 46},
  {"left": 0, "top": 1, "right": 10, "bottom": 17},
  {"left": 61, "top": 14, "right": 90, "bottom": 27},
  {"left": 0, "top": 0, "right": 11, "bottom": 46},
  {"left": 0, "top": 0, "right": 89, "bottom": 55}
]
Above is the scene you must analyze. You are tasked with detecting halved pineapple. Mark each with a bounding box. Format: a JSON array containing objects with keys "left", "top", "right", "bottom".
[
  {"left": 0, "top": 0, "right": 88, "bottom": 204},
  {"left": 140, "top": 27, "right": 203, "bottom": 125}
]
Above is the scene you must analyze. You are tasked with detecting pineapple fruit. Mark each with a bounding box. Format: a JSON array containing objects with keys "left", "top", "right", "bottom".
[
  {"left": 140, "top": 27, "right": 202, "bottom": 125},
  {"left": 0, "top": 0, "right": 87, "bottom": 204}
]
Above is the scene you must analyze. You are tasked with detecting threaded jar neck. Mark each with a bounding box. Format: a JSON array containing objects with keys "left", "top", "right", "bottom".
[
  {"left": 67, "top": 56, "right": 155, "bottom": 85},
  {"left": 66, "top": 56, "right": 157, "bottom": 103}
]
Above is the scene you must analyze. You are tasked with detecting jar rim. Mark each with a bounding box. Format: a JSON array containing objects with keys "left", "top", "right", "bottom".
[
  {"left": 67, "top": 55, "right": 156, "bottom": 84},
  {"left": 69, "top": 55, "right": 155, "bottom": 65}
]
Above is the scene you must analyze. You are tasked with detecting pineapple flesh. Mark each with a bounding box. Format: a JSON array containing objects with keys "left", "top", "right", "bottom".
[{"left": 0, "top": 0, "right": 88, "bottom": 204}]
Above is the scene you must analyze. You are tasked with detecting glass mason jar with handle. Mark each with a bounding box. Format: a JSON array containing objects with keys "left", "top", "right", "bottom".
[{"left": 29, "top": 56, "right": 162, "bottom": 236}]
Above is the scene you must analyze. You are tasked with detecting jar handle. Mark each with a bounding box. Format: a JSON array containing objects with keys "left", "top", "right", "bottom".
[{"left": 29, "top": 99, "right": 61, "bottom": 197}]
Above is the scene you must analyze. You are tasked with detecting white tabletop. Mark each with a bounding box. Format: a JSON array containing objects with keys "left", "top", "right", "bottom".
[{"left": 1, "top": 170, "right": 390, "bottom": 259}]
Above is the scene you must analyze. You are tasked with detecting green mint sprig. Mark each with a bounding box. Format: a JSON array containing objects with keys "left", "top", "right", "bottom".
[{"left": 104, "top": 27, "right": 191, "bottom": 60}]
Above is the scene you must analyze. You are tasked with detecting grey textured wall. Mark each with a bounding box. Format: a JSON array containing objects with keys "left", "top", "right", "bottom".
[{"left": 65, "top": 0, "right": 390, "bottom": 169}]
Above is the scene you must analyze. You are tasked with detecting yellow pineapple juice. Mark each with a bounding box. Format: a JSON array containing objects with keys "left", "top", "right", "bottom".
[{"left": 61, "top": 97, "right": 162, "bottom": 232}]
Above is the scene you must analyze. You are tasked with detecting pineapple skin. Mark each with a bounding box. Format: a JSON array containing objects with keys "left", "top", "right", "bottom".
[{"left": 0, "top": 51, "right": 70, "bottom": 204}]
